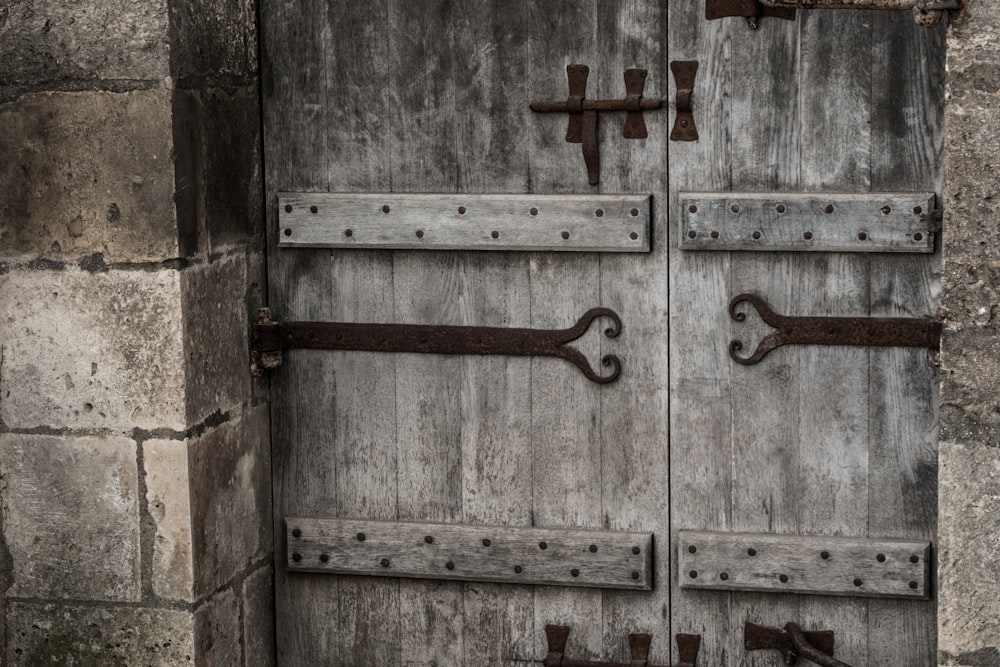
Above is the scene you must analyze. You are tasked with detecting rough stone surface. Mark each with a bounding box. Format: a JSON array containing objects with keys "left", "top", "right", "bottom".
[
  {"left": 189, "top": 406, "right": 271, "bottom": 597},
  {"left": 0, "top": 268, "right": 186, "bottom": 431},
  {"left": 5, "top": 602, "right": 194, "bottom": 665},
  {"left": 0, "top": 0, "right": 169, "bottom": 86},
  {"left": 0, "top": 434, "right": 140, "bottom": 601},
  {"left": 242, "top": 564, "right": 275, "bottom": 667},
  {"left": 144, "top": 439, "right": 194, "bottom": 602},
  {"left": 168, "top": 0, "right": 258, "bottom": 83},
  {"left": 181, "top": 255, "right": 254, "bottom": 427},
  {"left": 0, "top": 90, "right": 178, "bottom": 263},
  {"left": 193, "top": 588, "right": 240, "bottom": 666}
]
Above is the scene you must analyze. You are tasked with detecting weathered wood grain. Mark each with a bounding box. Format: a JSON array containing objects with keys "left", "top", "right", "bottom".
[
  {"left": 679, "top": 192, "right": 935, "bottom": 252},
  {"left": 277, "top": 193, "right": 652, "bottom": 252},
  {"left": 678, "top": 531, "right": 930, "bottom": 599},
  {"left": 286, "top": 518, "right": 653, "bottom": 590}
]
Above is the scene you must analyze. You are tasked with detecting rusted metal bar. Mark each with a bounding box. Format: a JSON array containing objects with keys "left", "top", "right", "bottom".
[
  {"left": 253, "top": 307, "right": 623, "bottom": 384},
  {"left": 728, "top": 293, "right": 941, "bottom": 366},
  {"left": 541, "top": 625, "right": 669, "bottom": 667},
  {"left": 744, "top": 622, "right": 846, "bottom": 666},
  {"left": 757, "top": 0, "right": 960, "bottom": 25}
]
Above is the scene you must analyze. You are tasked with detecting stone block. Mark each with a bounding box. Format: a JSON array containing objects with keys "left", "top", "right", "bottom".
[
  {"left": 169, "top": 0, "right": 257, "bottom": 83},
  {"left": 181, "top": 255, "right": 254, "bottom": 427},
  {"left": 0, "top": 434, "right": 141, "bottom": 601},
  {"left": 939, "top": 440, "right": 1000, "bottom": 654},
  {"left": 243, "top": 563, "right": 275, "bottom": 667},
  {"left": 193, "top": 589, "right": 241, "bottom": 666},
  {"left": 144, "top": 439, "right": 194, "bottom": 602},
  {"left": 189, "top": 406, "right": 271, "bottom": 596},
  {"left": 0, "top": 267, "right": 186, "bottom": 431},
  {"left": 0, "top": 90, "right": 178, "bottom": 263},
  {"left": 5, "top": 602, "right": 193, "bottom": 665},
  {"left": 0, "top": 0, "right": 169, "bottom": 85}
]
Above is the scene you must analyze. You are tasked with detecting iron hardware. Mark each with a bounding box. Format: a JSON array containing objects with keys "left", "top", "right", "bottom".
[
  {"left": 676, "top": 633, "right": 702, "bottom": 667},
  {"left": 541, "top": 625, "right": 669, "bottom": 667},
  {"left": 728, "top": 294, "right": 942, "bottom": 365},
  {"left": 744, "top": 622, "right": 850, "bottom": 667},
  {"left": 530, "top": 65, "right": 663, "bottom": 185},
  {"left": 253, "top": 307, "right": 623, "bottom": 384},
  {"left": 670, "top": 61, "right": 699, "bottom": 142},
  {"left": 705, "top": 0, "right": 796, "bottom": 29},
  {"left": 708, "top": 0, "right": 957, "bottom": 27}
]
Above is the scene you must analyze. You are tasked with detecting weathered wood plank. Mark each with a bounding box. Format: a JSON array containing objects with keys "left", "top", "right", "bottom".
[
  {"left": 679, "top": 192, "right": 935, "bottom": 252},
  {"left": 678, "top": 531, "right": 930, "bottom": 599},
  {"left": 277, "top": 193, "right": 652, "bottom": 252},
  {"left": 287, "top": 518, "right": 653, "bottom": 590}
]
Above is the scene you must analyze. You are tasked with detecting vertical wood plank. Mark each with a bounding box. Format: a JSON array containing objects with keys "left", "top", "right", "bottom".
[
  {"left": 667, "top": 3, "right": 735, "bottom": 664},
  {"left": 526, "top": 1, "right": 604, "bottom": 660},
  {"left": 387, "top": 3, "right": 465, "bottom": 664},
  {"left": 867, "top": 13, "right": 944, "bottom": 665},
  {"left": 595, "top": 1, "right": 671, "bottom": 663}
]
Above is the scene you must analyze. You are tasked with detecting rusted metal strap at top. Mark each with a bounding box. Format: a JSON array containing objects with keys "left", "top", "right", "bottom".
[
  {"left": 728, "top": 294, "right": 942, "bottom": 366},
  {"left": 709, "top": 0, "right": 959, "bottom": 27},
  {"left": 745, "top": 622, "right": 851, "bottom": 667},
  {"left": 253, "top": 307, "right": 623, "bottom": 384},
  {"left": 541, "top": 625, "right": 682, "bottom": 667}
]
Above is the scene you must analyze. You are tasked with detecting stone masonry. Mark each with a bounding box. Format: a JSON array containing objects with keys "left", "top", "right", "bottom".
[{"left": 0, "top": 0, "right": 272, "bottom": 665}]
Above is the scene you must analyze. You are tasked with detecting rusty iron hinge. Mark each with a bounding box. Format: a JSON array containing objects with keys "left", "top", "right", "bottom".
[
  {"left": 530, "top": 65, "right": 663, "bottom": 185},
  {"left": 670, "top": 61, "right": 699, "bottom": 142},
  {"left": 541, "top": 625, "right": 678, "bottom": 667},
  {"left": 706, "top": 0, "right": 796, "bottom": 29},
  {"left": 728, "top": 294, "right": 942, "bottom": 365},
  {"left": 252, "top": 307, "right": 623, "bottom": 384},
  {"left": 708, "top": 0, "right": 959, "bottom": 27},
  {"left": 745, "top": 622, "right": 850, "bottom": 667}
]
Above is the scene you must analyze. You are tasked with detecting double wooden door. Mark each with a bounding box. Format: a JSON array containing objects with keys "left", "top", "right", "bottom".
[{"left": 262, "top": 2, "right": 943, "bottom": 664}]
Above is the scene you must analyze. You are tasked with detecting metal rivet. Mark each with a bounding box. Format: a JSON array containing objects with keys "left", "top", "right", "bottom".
[
  {"left": 482, "top": 539, "right": 491, "bottom": 547},
  {"left": 913, "top": 232, "right": 924, "bottom": 241},
  {"left": 416, "top": 229, "right": 424, "bottom": 238},
  {"left": 821, "top": 551, "right": 830, "bottom": 560},
  {"left": 310, "top": 205, "right": 318, "bottom": 214},
  {"left": 491, "top": 231, "right": 499, "bottom": 239},
  {"left": 631, "top": 571, "right": 640, "bottom": 580},
  {"left": 630, "top": 208, "right": 639, "bottom": 216},
  {"left": 539, "top": 541, "right": 548, "bottom": 550},
  {"left": 320, "top": 554, "right": 329, "bottom": 563},
  {"left": 881, "top": 205, "right": 892, "bottom": 215},
  {"left": 589, "top": 544, "right": 598, "bottom": 553},
  {"left": 731, "top": 204, "right": 740, "bottom": 213},
  {"left": 381, "top": 558, "right": 390, "bottom": 567},
  {"left": 530, "top": 207, "right": 538, "bottom": 215},
  {"left": 854, "top": 578, "right": 863, "bottom": 587},
  {"left": 446, "top": 561, "right": 455, "bottom": 570},
  {"left": 292, "top": 552, "right": 302, "bottom": 562},
  {"left": 292, "top": 528, "right": 302, "bottom": 538},
  {"left": 720, "top": 572, "right": 729, "bottom": 581},
  {"left": 680, "top": 119, "right": 689, "bottom": 128},
  {"left": 710, "top": 230, "right": 719, "bottom": 239},
  {"left": 688, "top": 230, "right": 698, "bottom": 239},
  {"left": 571, "top": 569, "right": 580, "bottom": 577},
  {"left": 514, "top": 565, "right": 523, "bottom": 573},
  {"left": 357, "top": 533, "right": 366, "bottom": 541},
  {"left": 747, "top": 548, "right": 757, "bottom": 557},
  {"left": 909, "top": 581, "right": 919, "bottom": 589},
  {"left": 752, "top": 231, "right": 761, "bottom": 240},
  {"left": 779, "top": 574, "right": 789, "bottom": 583},
  {"left": 776, "top": 204, "right": 786, "bottom": 213},
  {"left": 688, "top": 545, "right": 697, "bottom": 554},
  {"left": 688, "top": 570, "right": 698, "bottom": 579},
  {"left": 561, "top": 231, "right": 570, "bottom": 240},
  {"left": 629, "top": 232, "right": 639, "bottom": 240},
  {"left": 284, "top": 204, "right": 292, "bottom": 213},
  {"left": 425, "top": 536, "right": 434, "bottom": 544},
  {"left": 804, "top": 231, "right": 813, "bottom": 240},
  {"left": 458, "top": 206, "right": 466, "bottom": 214},
  {"left": 910, "top": 555, "right": 920, "bottom": 564},
  {"left": 632, "top": 546, "right": 641, "bottom": 555},
  {"left": 688, "top": 205, "right": 698, "bottom": 214},
  {"left": 284, "top": 228, "right": 292, "bottom": 236},
  {"left": 345, "top": 229, "right": 353, "bottom": 237},
  {"left": 825, "top": 205, "right": 835, "bottom": 214},
  {"left": 913, "top": 206, "right": 923, "bottom": 215},
  {"left": 858, "top": 231, "right": 868, "bottom": 241},
  {"left": 382, "top": 205, "right": 390, "bottom": 213},
  {"left": 877, "top": 553, "right": 886, "bottom": 563},
  {"left": 595, "top": 208, "right": 604, "bottom": 217}
]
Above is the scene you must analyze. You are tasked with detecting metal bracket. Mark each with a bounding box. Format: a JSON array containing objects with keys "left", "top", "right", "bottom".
[
  {"left": 530, "top": 65, "right": 663, "bottom": 185},
  {"left": 728, "top": 294, "right": 942, "bottom": 365},
  {"left": 670, "top": 61, "right": 699, "bottom": 142},
  {"left": 676, "top": 633, "right": 702, "bottom": 667},
  {"left": 542, "top": 625, "right": 669, "bottom": 667},
  {"left": 708, "top": 0, "right": 958, "bottom": 27},
  {"left": 253, "top": 307, "right": 623, "bottom": 384},
  {"left": 744, "top": 622, "right": 849, "bottom": 667},
  {"left": 706, "top": 0, "right": 796, "bottom": 29}
]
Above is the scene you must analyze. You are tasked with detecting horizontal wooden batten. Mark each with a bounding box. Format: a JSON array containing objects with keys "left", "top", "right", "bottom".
[
  {"left": 277, "top": 193, "right": 651, "bottom": 252},
  {"left": 678, "top": 531, "right": 931, "bottom": 599},
  {"left": 679, "top": 192, "right": 936, "bottom": 252},
  {"left": 286, "top": 517, "right": 653, "bottom": 590}
]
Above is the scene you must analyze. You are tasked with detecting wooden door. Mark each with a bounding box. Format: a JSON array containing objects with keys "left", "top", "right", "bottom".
[{"left": 261, "top": 2, "right": 943, "bottom": 664}]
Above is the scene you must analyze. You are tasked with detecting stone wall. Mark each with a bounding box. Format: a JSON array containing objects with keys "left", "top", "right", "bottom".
[
  {"left": 939, "top": 1, "right": 1000, "bottom": 665},
  {"left": 0, "top": 0, "right": 272, "bottom": 664}
]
